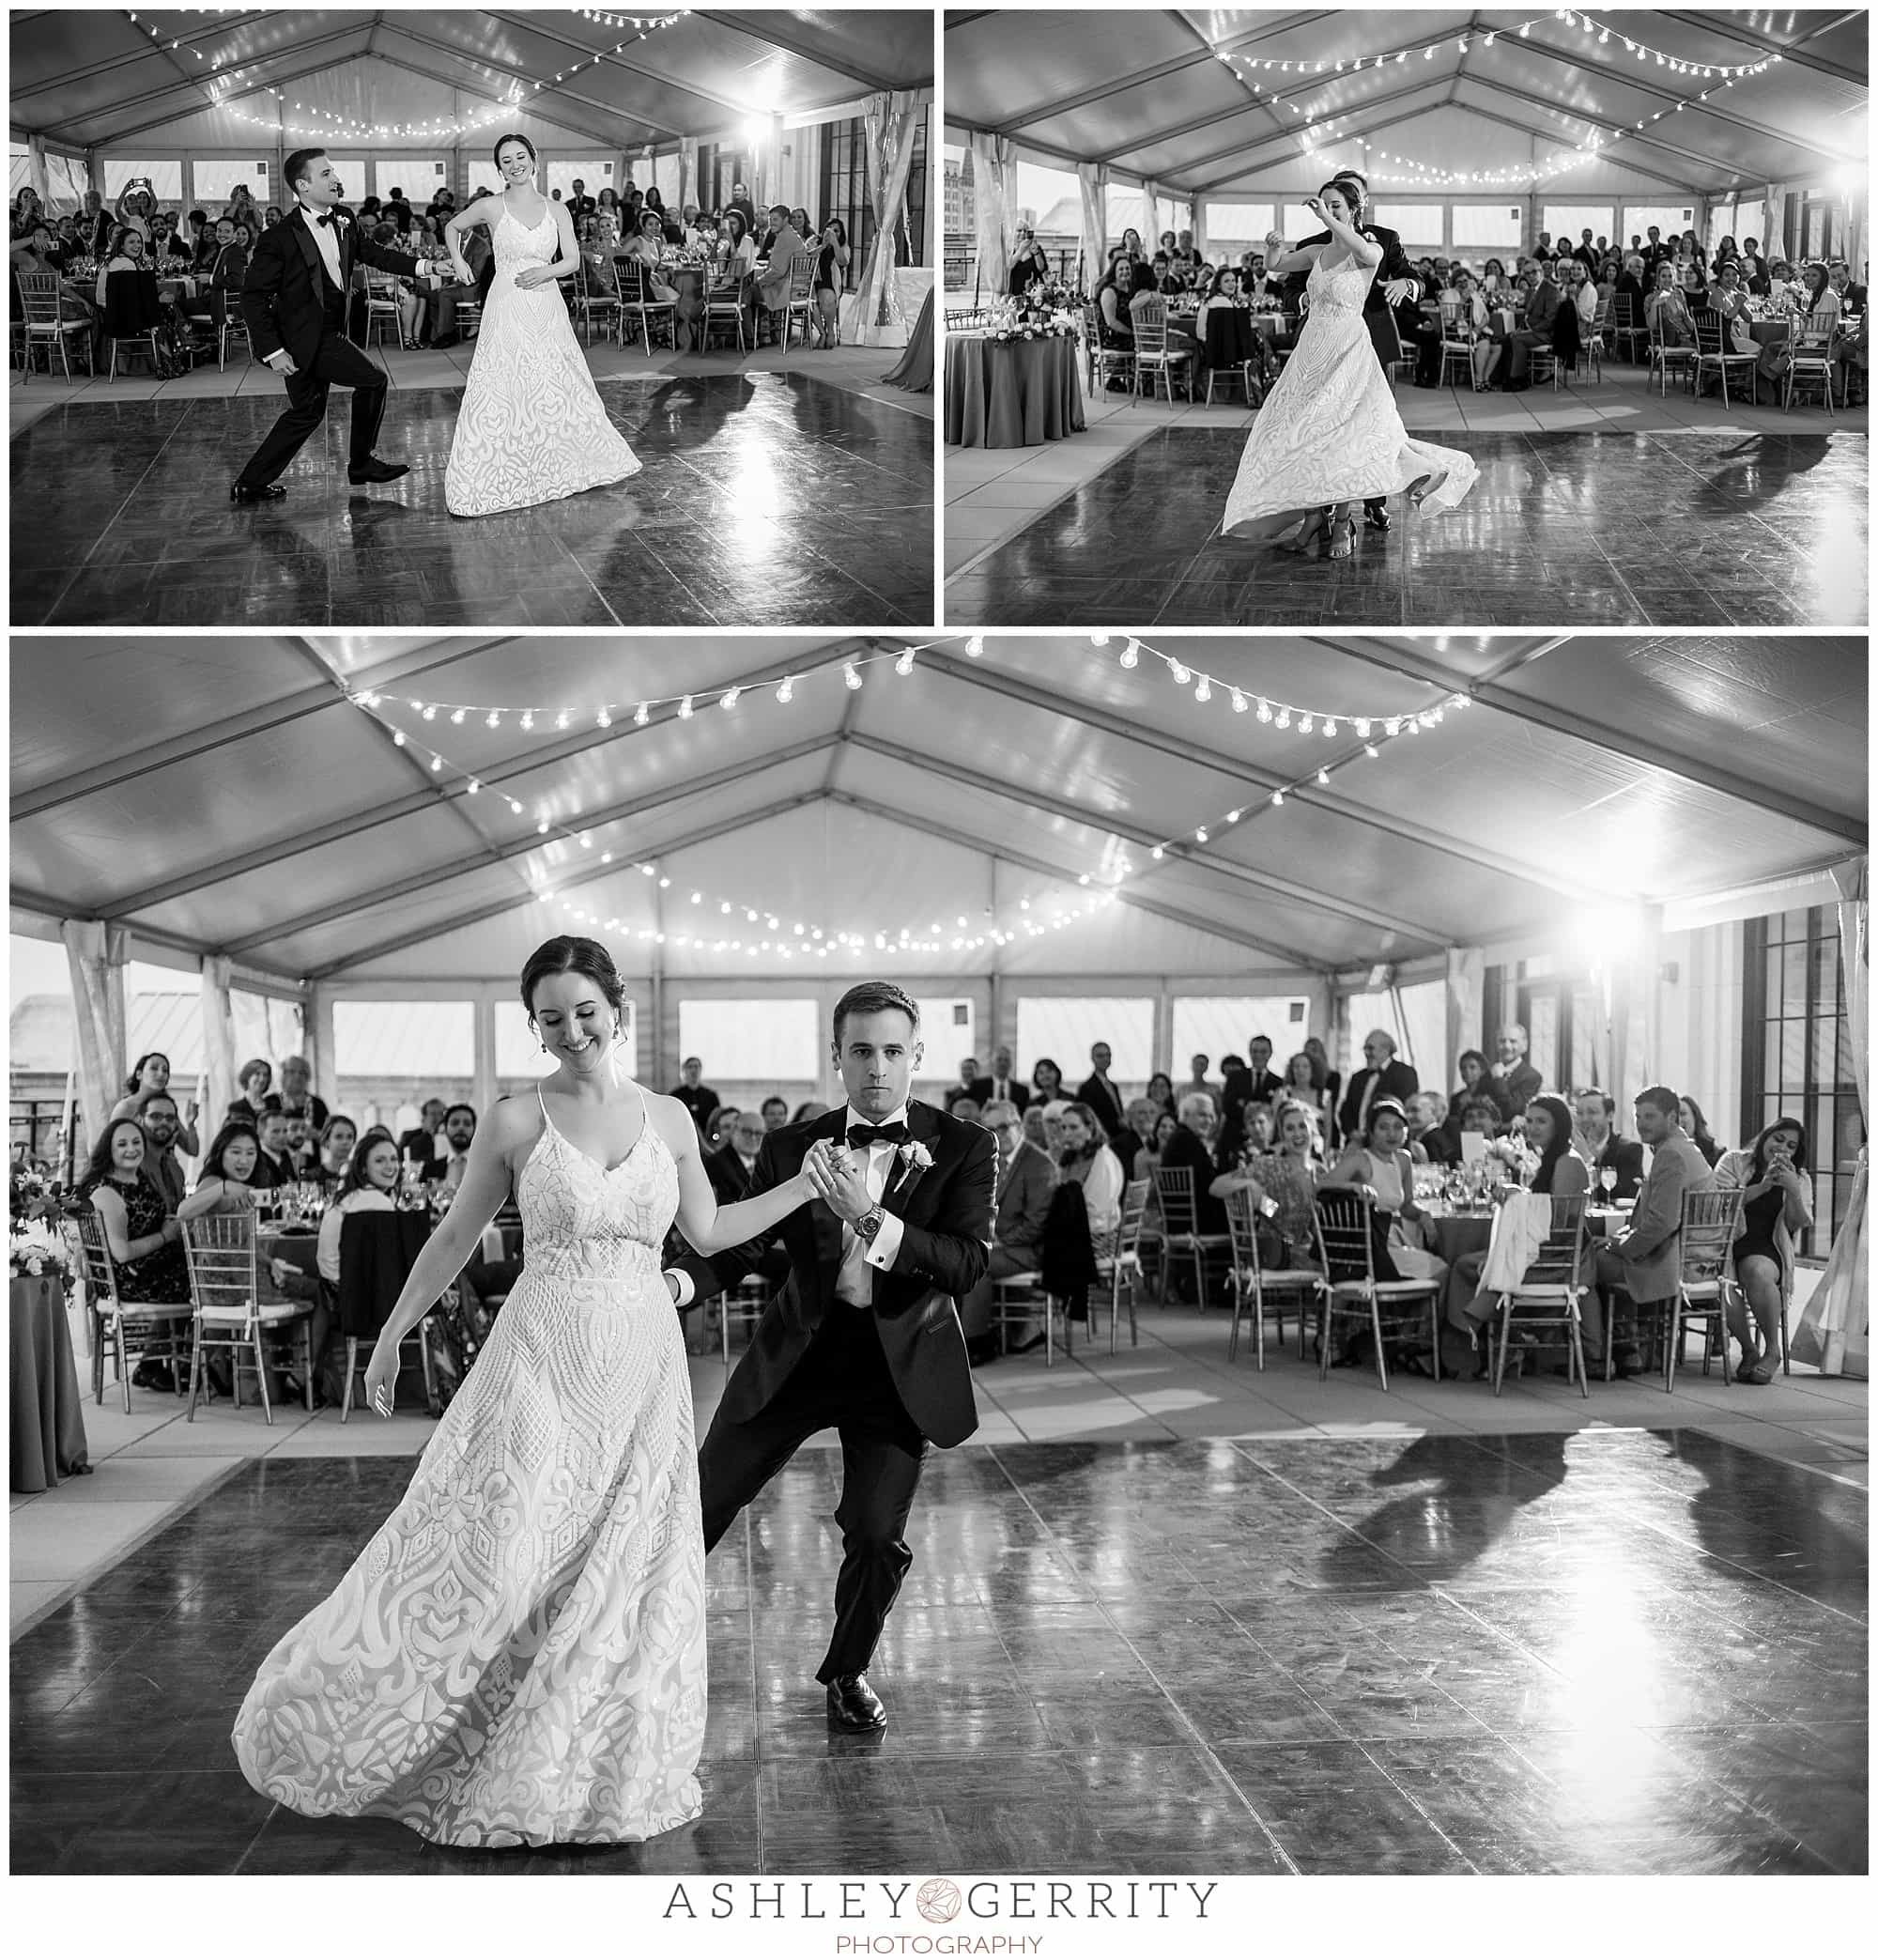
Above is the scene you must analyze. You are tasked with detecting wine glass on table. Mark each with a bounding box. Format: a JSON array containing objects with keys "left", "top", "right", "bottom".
[{"left": 1598, "top": 1165, "right": 1618, "bottom": 1210}]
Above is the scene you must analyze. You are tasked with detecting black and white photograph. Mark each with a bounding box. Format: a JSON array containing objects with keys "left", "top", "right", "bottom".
[
  {"left": 8, "top": 8, "right": 936, "bottom": 626},
  {"left": 8, "top": 633, "right": 1868, "bottom": 1883},
  {"left": 943, "top": 9, "right": 1868, "bottom": 626}
]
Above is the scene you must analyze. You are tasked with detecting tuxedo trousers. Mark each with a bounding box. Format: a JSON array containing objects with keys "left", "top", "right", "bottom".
[
  {"left": 239, "top": 327, "right": 390, "bottom": 486},
  {"left": 699, "top": 1306, "right": 930, "bottom": 1683}
]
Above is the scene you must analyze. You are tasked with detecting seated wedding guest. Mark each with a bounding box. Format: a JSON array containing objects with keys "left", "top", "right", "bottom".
[
  {"left": 1021, "top": 1103, "right": 1053, "bottom": 1153},
  {"left": 1160, "top": 1092, "right": 1230, "bottom": 1237},
  {"left": 1497, "top": 261, "right": 1561, "bottom": 387},
  {"left": 1408, "top": 1091, "right": 1459, "bottom": 1165},
  {"left": 1119, "top": 226, "right": 1145, "bottom": 266},
  {"left": 1125, "top": 258, "right": 1162, "bottom": 318},
  {"left": 94, "top": 226, "right": 180, "bottom": 362},
  {"left": 1572, "top": 1089, "right": 1644, "bottom": 1200},
  {"left": 1458, "top": 1098, "right": 1501, "bottom": 1139},
  {"left": 759, "top": 1095, "right": 790, "bottom": 1132},
  {"left": 697, "top": 1110, "right": 791, "bottom": 1290},
  {"left": 399, "top": 1098, "right": 447, "bottom": 1177},
  {"left": 1030, "top": 1056, "right": 1065, "bottom": 1104},
  {"left": 1095, "top": 257, "right": 1134, "bottom": 368},
  {"left": 961, "top": 1099, "right": 1056, "bottom": 1360},
  {"left": 1829, "top": 258, "right": 1865, "bottom": 312},
  {"left": 75, "top": 1117, "right": 190, "bottom": 1386},
  {"left": 716, "top": 208, "right": 757, "bottom": 289},
  {"left": 1451, "top": 270, "right": 1495, "bottom": 388},
  {"left": 1115, "top": 1096, "right": 1161, "bottom": 1180},
  {"left": 305, "top": 1114, "right": 359, "bottom": 1195},
  {"left": 1453, "top": 1047, "right": 1491, "bottom": 1111},
  {"left": 704, "top": 1104, "right": 740, "bottom": 1153},
  {"left": 1145, "top": 1071, "right": 1176, "bottom": 1117},
  {"left": 625, "top": 208, "right": 682, "bottom": 304},
  {"left": 369, "top": 219, "right": 427, "bottom": 344},
  {"left": 1834, "top": 304, "right": 1867, "bottom": 406},
  {"left": 1008, "top": 227, "right": 1050, "bottom": 300},
  {"left": 1715, "top": 1117, "right": 1812, "bottom": 1384},
  {"left": 263, "top": 204, "right": 284, "bottom": 231},
  {"left": 1141, "top": 1109, "right": 1179, "bottom": 1177},
  {"left": 1319, "top": 1098, "right": 1448, "bottom": 1286},
  {"left": 1054, "top": 1101, "right": 1124, "bottom": 1246},
  {"left": 316, "top": 1126, "right": 402, "bottom": 1289},
  {"left": 1796, "top": 261, "right": 1840, "bottom": 326},
  {"left": 951, "top": 1098, "right": 982, "bottom": 1124},
  {"left": 284, "top": 1114, "right": 321, "bottom": 1179},
  {"left": 1738, "top": 237, "right": 1769, "bottom": 292},
  {"left": 1195, "top": 264, "right": 1244, "bottom": 337},
  {"left": 1336, "top": 1027, "right": 1419, "bottom": 1141},
  {"left": 1645, "top": 260, "right": 1695, "bottom": 347},
  {"left": 1480, "top": 256, "right": 1511, "bottom": 299},
  {"left": 276, "top": 1055, "right": 329, "bottom": 1132},
  {"left": 250, "top": 1109, "right": 294, "bottom": 1192},
  {"left": 811, "top": 219, "right": 849, "bottom": 349},
  {"left": 113, "top": 186, "right": 156, "bottom": 246},
  {"left": 1485, "top": 1024, "right": 1542, "bottom": 1119},
  {"left": 9, "top": 185, "right": 44, "bottom": 237},
  {"left": 1212, "top": 1097, "right": 1323, "bottom": 1269},
  {"left": 210, "top": 219, "right": 251, "bottom": 297},
  {"left": 1586, "top": 1087, "right": 1714, "bottom": 1373},
  {"left": 1705, "top": 260, "right": 1762, "bottom": 378},
  {"left": 225, "top": 1057, "right": 278, "bottom": 1125},
  {"left": 178, "top": 1122, "right": 321, "bottom": 1366},
  {"left": 1679, "top": 1096, "right": 1724, "bottom": 1168},
  {"left": 1613, "top": 255, "right": 1650, "bottom": 346},
  {"left": 753, "top": 203, "right": 805, "bottom": 335},
  {"left": 112, "top": 1051, "right": 201, "bottom": 1156},
  {"left": 10, "top": 223, "right": 93, "bottom": 322},
  {"left": 139, "top": 1093, "right": 190, "bottom": 1212},
  {"left": 1561, "top": 256, "right": 1598, "bottom": 338},
  {"left": 945, "top": 1056, "right": 990, "bottom": 1110},
  {"left": 1148, "top": 251, "right": 1184, "bottom": 296}
]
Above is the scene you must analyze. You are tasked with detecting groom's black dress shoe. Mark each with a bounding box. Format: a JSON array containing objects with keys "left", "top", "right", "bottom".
[
  {"left": 230, "top": 481, "right": 286, "bottom": 503},
  {"left": 348, "top": 457, "right": 410, "bottom": 486},
  {"left": 826, "top": 1674, "right": 887, "bottom": 1732},
  {"left": 1363, "top": 501, "right": 1390, "bottom": 532}
]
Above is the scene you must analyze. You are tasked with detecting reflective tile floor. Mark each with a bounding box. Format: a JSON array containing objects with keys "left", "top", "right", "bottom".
[
  {"left": 944, "top": 429, "right": 1868, "bottom": 626},
  {"left": 9, "top": 374, "right": 932, "bottom": 626},
  {"left": 11, "top": 1428, "right": 1865, "bottom": 1875}
]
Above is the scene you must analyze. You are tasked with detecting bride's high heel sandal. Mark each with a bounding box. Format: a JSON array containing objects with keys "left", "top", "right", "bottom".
[
  {"left": 1329, "top": 507, "right": 1355, "bottom": 559},
  {"left": 1282, "top": 509, "right": 1331, "bottom": 555}
]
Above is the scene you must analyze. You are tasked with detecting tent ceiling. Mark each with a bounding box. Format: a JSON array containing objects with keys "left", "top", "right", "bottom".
[
  {"left": 10, "top": 635, "right": 1865, "bottom": 988},
  {"left": 9, "top": 10, "right": 932, "bottom": 153},
  {"left": 944, "top": 9, "right": 1867, "bottom": 196}
]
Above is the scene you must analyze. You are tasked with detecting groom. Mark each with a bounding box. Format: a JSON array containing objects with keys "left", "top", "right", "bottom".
[
  {"left": 664, "top": 980, "right": 996, "bottom": 1732},
  {"left": 1286, "top": 169, "right": 1417, "bottom": 532},
  {"left": 232, "top": 147, "right": 447, "bottom": 503}
]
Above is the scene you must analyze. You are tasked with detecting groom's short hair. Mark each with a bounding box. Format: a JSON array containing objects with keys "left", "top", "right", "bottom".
[
  {"left": 284, "top": 147, "right": 326, "bottom": 194},
  {"left": 832, "top": 981, "right": 919, "bottom": 1045}
]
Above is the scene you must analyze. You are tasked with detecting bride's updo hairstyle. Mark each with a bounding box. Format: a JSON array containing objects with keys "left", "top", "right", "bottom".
[
  {"left": 1320, "top": 175, "right": 1368, "bottom": 224},
  {"left": 493, "top": 131, "right": 538, "bottom": 168},
  {"left": 521, "top": 935, "right": 626, "bottom": 1027}
]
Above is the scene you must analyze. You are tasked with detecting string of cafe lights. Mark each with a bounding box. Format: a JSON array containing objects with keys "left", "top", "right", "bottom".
[{"left": 204, "top": 10, "right": 690, "bottom": 144}]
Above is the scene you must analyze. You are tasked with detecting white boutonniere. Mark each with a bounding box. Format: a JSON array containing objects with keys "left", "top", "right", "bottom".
[{"left": 899, "top": 1140, "right": 934, "bottom": 1174}]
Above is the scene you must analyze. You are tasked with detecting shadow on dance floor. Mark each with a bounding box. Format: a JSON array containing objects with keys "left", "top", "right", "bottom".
[
  {"left": 10, "top": 1430, "right": 1865, "bottom": 1875},
  {"left": 10, "top": 373, "right": 933, "bottom": 626},
  {"left": 945, "top": 428, "right": 1867, "bottom": 627}
]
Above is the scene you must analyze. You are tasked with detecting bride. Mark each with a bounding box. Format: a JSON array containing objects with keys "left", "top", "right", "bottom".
[
  {"left": 231, "top": 935, "right": 837, "bottom": 1847},
  {"left": 1223, "top": 175, "right": 1476, "bottom": 558},
  {"left": 441, "top": 133, "right": 642, "bottom": 518}
]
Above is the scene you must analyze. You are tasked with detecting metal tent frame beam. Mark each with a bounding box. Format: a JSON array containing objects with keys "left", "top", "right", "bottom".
[
  {"left": 691, "top": 8, "right": 916, "bottom": 96},
  {"left": 1656, "top": 8, "right": 1870, "bottom": 88}
]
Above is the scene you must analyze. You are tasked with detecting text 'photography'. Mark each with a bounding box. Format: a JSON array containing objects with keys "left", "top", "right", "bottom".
[
  {"left": 942, "top": 8, "right": 1868, "bottom": 628},
  {"left": 8, "top": 8, "right": 937, "bottom": 628},
  {"left": 8, "top": 633, "right": 1870, "bottom": 1888}
]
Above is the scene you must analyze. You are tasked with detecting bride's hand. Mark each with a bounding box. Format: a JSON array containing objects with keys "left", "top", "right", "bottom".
[
  {"left": 1302, "top": 196, "right": 1327, "bottom": 223},
  {"left": 362, "top": 1342, "right": 397, "bottom": 1419}
]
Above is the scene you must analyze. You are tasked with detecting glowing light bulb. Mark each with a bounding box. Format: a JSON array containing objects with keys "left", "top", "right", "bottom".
[
  {"left": 720, "top": 687, "right": 740, "bottom": 710},
  {"left": 596, "top": 708, "right": 611, "bottom": 728},
  {"left": 843, "top": 663, "right": 862, "bottom": 691},
  {"left": 677, "top": 694, "right": 693, "bottom": 718},
  {"left": 1230, "top": 689, "right": 1247, "bottom": 713},
  {"left": 1119, "top": 639, "right": 1140, "bottom": 669},
  {"left": 1194, "top": 676, "right": 1211, "bottom": 703},
  {"left": 895, "top": 649, "right": 915, "bottom": 675},
  {"left": 777, "top": 677, "right": 794, "bottom": 703},
  {"left": 964, "top": 634, "right": 984, "bottom": 657}
]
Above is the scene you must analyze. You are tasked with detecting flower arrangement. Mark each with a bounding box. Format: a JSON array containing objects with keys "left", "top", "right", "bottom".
[
  {"left": 1485, "top": 1135, "right": 1542, "bottom": 1185},
  {"left": 10, "top": 1219, "right": 76, "bottom": 1298}
]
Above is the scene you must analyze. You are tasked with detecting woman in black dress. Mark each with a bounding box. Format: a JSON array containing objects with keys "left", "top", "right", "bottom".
[
  {"left": 75, "top": 1117, "right": 192, "bottom": 1387},
  {"left": 1716, "top": 1118, "right": 1813, "bottom": 1382}
]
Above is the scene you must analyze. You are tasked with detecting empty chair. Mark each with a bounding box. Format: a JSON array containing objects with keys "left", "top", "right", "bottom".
[
  {"left": 1150, "top": 1165, "right": 1231, "bottom": 1309},
  {"left": 180, "top": 1211, "right": 316, "bottom": 1425},
  {"left": 1485, "top": 1192, "right": 1593, "bottom": 1397},
  {"left": 1310, "top": 1188, "right": 1442, "bottom": 1391}
]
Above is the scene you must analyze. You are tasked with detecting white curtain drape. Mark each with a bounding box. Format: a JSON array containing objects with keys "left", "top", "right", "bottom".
[
  {"left": 1764, "top": 182, "right": 1787, "bottom": 259},
  {"left": 1143, "top": 181, "right": 1162, "bottom": 251},
  {"left": 1444, "top": 948, "right": 1483, "bottom": 1090},
  {"left": 853, "top": 91, "right": 922, "bottom": 343},
  {"left": 1192, "top": 200, "right": 1208, "bottom": 261},
  {"left": 1076, "top": 162, "right": 1106, "bottom": 293},
  {"left": 678, "top": 143, "right": 697, "bottom": 218},
  {"left": 200, "top": 954, "right": 238, "bottom": 1150},
  {"left": 1834, "top": 857, "right": 1868, "bottom": 1114},
  {"left": 60, "top": 920, "right": 128, "bottom": 1150},
  {"left": 967, "top": 130, "right": 1012, "bottom": 306}
]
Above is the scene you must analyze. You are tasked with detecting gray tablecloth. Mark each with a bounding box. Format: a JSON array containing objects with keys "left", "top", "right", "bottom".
[
  {"left": 945, "top": 332, "right": 1085, "bottom": 447},
  {"left": 11, "top": 1275, "right": 89, "bottom": 1492}
]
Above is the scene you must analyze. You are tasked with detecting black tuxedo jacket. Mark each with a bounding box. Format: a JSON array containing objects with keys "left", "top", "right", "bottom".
[
  {"left": 673, "top": 1101, "right": 996, "bottom": 1448},
  {"left": 1335, "top": 1058, "right": 1421, "bottom": 1141},
  {"left": 241, "top": 207, "right": 421, "bottom": 369},
  {"left": 1075, "top": 1073, "right": 1127, "bottom": 1136},
  {"left": 1290, "top": 222, "right": 1410, "bottom": 367}
]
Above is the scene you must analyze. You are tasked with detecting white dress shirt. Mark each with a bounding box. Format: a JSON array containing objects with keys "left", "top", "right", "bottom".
[{"left": 298, "top": 199, "right": 346, "bottom": 291}]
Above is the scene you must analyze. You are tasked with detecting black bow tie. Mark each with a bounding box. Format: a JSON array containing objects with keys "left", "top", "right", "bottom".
[
  {"left": 309, "top": 210, "right": 333, "bottom": 230},
  {"left": 847, "top": 1123, "right": 909, "bottom": 1150}
]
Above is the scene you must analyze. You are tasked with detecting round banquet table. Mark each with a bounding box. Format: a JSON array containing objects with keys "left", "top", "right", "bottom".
[
  {"left": 1431, "top": 1205, "right": 1625, "bottom": 1341},
  {"left": 11, "top": 1274, "right": 89, "bottom": 1492},
  {"left": 945, "top": 332, "right": 1085, "bottom": 447}
]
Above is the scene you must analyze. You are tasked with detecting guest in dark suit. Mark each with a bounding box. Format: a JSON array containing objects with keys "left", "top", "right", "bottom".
[
  {"left": 704, "top": 1109, "right": 792, "bottom": 1287},
  {"left": 1573, "top": 1090, "right": 1646, "bottom": 1203},
  {"left": 233, "top": 147, "right": 445, "bottom": 502},
  {"left": 961, "top": 1099, "right": 1057, "bottom": 1354},
  {"left": 1335, "top": 1028, "right": 1420, "bottom": 1144},
  {"left": 670, "top": 1057, "right": 719, "bottom": 1132},
  {"left": 1498, "top": 263, "right": 1561, "bottom": 388},
  {"left": 1075, "top": 1042, "right": 1128, "bottom": 1139},
  {"left": 1160, "top": 1091, "right": 1229, "bottom": 1235},
  {"left": 944, "top": 1057, "right": 993, "bottom": 1111},
  {"left": 665, "top": 982, "right": 995, "bottom": 1735},
  {"left": 1485, "top": 1024, "right": 1544, "bottom": 1119},
  {"left": 398, "top": 1098, "right": 447, "bottom": 1181},
  {"left": 982, "top": 1046, "right": 1028, "bottom": 1113}
]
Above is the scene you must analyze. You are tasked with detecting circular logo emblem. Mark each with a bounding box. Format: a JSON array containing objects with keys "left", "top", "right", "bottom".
[{"left": 916, "top": 1878, "right": 962, "bottom": 1924}]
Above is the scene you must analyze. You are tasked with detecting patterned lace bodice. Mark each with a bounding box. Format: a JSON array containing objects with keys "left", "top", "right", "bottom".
[
  {"left": 516, "top": 1097, "right": 679, "bottom": 1283},
  {"left": 1306, "top": 251, "right": 1375, "bottom": 318},
  {"left": 493, "top": 201, "right": 558, "bottom": 272}
]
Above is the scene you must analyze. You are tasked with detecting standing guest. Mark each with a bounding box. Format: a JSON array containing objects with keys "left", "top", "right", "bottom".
[
  {"left": 811, "top": 218, "right": 849, "bottom": 349},
  {"left": 112, "top": 1051, "right": 201, "bottom": 1157},
  {"left": 1181, "top": 1055, "right": 1217, "bottom": 1103},
  {"left": 74, "top": 1118, "right": 190, "bottom": 1386},
  {"left": 1008, "top": 226, "right": 1050, "bottom": 299},
  {"left": 1277, "top": 1050, "right": 1333, "bottom": 1144},
  {"left": 670, "top": 1057, "right": 720, "bottom": 1132},
  {"left": 759, "top": 1096, "right": 791, "bottom": 1132},
  {"left": 1572, "top": 1089, "right": 1645, "bottom": 1202},
  {"left": 139, "top": 1092, "right": 190, "bottom": 1212},
  {"left": 984, "top": 1045, "right": 1027, "bottom": 1112},
  {"left": 1054, "top": 1102, "right": 1124, "bottom": 1245},
  {"left": 276, "top": 1055, "right": 330, "bottom": 1131},
  {"left": 1303, "top": 1035, "right": 1341, "bottom": 1107},
  {"left": 1030, "top": 1057, "right": 1065, "bottom": 1104},
  {"left": 1738, "top": 237, "right": 1769, "bottom": 293},
  {"left": 1319, "top": 1099, "right": 1448, "bottom": 1286},
  {"left": 1231, "top": 1035, "right": 1285, "bottom": 1114},
  {"left": 1679, "top": 1096, "right": 1724, "bottom": 1168},
  {"left": 945, "top": 1057, "right": 991, "bottom": 1110},
  {"left": 1076, "top": 1042, "right": 1128, "bottom": 1140},
  {"left": 226, "top": 1057, "right": 278, "bottom": 1124},
  {"left": 1336, "top": 1028, "right": 1419, "bottom": 1143},
  {"left": 1586, "top": 1087, "right": 1715, "bottom": 1373},
  {"left": 1485, "top": 1024, "right": 1543, "bottom": 1119},
  {"left": 399, "top": 1097, "right": 448, "bottom": 1177},
  {"left": 438, "top": 1103, "right": 478, "bottom": 1191},
  {"left": 1408, "top": 1091, "right": 1459, "bottom": 1165},
  {"left": 1715, "top": 1118, "right": 1812, "bottom": 1383},
  {"left": 961, "top": 1100, "right": 1055, "bottom": 1359}
]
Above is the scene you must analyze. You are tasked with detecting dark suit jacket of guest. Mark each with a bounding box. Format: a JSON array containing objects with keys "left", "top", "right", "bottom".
[
  {"left": 1485, "top": 1060, "right": 1544, "bottom": 1119},
  {"left": 1158, "top": 1124, "right": 1228, "bottom": 1234},
  {"left": 1075, "top": 1073, "right": 1128, "bottom": 1136},
  {"left": 1608, "top": 1130, "right": 1715, "bottom": 1302},
  {"left": 240, "top": 206, "right": 422, "bottom": 370},
  {"left": 703, "top": 1145, "right": 791, "bottom": 1284},
  {"left": 1335, "top": 1059, "right": 1421, "bottom": 1142},
  {"left": 991, "top": 1139, "right": 1055, "bottom": 1264},
  {"left": 980, "top": 1077, "right": 1028, "bottom": 1112},
  {"left": 1523, "top": 279, "right": 1562, "bottom": 338},
  {"left": 1289, "top": 222, "right": 1411, "bottom": 368},
  {"left": 671, "top": 1101, "right": 996, "bottom": 1448},
  {"left": 398, "top": 1125, "right": 446, "bottom": 1181},
  {"left": 945, "top": 1077, "right": 993, "bottom": 1110}
]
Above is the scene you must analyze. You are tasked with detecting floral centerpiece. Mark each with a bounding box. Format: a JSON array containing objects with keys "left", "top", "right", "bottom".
[
  {"left": 10, "top": 1217, "right": 76, "bottom": 1300},
  {"left": 987, "top": 293, "right": 1078, "bottom": 345}
]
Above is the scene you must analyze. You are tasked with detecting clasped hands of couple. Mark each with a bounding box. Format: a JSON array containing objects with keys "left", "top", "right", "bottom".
[{"left": 362, "top": 1136, "right": 876, "bottom": 1416}]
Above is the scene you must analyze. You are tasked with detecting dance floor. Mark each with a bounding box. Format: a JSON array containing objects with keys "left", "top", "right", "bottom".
[
  {"left": 943, "top": 428, "right": 1867, "bottom": 626},
  {"left": 8, "top": 373, "right": 932, "bottom": 626},
  {"left": 11, "top": 1428, "right": 1865, "bottom": 1875}
]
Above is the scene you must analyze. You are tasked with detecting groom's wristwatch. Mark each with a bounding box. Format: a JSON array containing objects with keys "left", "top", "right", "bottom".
[{"left": 854, "top": 1207, "right": 885, "bottom": 1244}]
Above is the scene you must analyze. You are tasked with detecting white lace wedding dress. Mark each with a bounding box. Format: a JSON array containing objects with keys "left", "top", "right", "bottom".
[
  {"left": 444, "top": 202, "right": 642, "bottom": 517},
  {"left": 1223, "top": 250, "right": 1477, "bottom": 542},
  {"left": 231, "top": 1087, "right": 704, "bottom": 1848}
]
